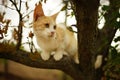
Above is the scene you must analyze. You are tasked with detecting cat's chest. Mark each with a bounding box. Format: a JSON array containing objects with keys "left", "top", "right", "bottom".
[{"left": 37, "top": 37, "right": 58, "bottom": 51}]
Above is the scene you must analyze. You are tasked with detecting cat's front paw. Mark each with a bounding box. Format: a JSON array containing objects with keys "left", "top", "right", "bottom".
[
  {"left": 53, "top": 53, "right": 63, "bottom": 61},
  {"left": 41, "top": 52, "right": 50, "bottom": 61},
  {"left": 94, "top": 55, "right": 103, "bottom": 69}
]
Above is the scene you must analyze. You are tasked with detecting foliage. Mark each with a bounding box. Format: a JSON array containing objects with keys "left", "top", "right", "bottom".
[
  {"left": 0, "top": 0, "right": 36, "bottom": 52},
  {"left": 104, "top": 46, "right": 120, "bottom": 79},
  {"left": 100, "top": 2, "right": 120, "bottom": 79}
]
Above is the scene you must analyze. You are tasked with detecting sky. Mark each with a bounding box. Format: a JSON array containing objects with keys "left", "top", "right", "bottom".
[
  {"left": 0, "top": 0, "right": 77, "bottom": 28},
  {"left": 0, "top": 0, "right": 120, "bottom": 52}
]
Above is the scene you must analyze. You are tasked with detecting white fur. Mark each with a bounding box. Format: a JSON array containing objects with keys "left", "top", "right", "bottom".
[{"left": 94, "top": 55, "right": 103, "bottom": 69}]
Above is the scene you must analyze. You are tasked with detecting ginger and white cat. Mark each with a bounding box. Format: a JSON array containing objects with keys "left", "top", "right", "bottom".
[{"left": 33, "top": 3, "right": 79, "bottom": 64}]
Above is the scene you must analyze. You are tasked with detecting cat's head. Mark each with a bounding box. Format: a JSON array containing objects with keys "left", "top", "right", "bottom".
[{"left": 33, "top": 3, "right": 59, "bottom": 39}]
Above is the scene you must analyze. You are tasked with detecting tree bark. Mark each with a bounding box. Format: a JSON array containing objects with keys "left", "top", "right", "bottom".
[{"left": 73, "top": 0, "right": 100, "bottom": 79}]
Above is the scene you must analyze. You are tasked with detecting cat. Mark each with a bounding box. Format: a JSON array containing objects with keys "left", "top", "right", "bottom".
[{"left": 33, "top": 3, "right": 79, "bottom": 64}]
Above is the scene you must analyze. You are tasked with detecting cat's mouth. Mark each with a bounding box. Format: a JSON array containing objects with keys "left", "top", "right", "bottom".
[
  {"left": 48, "top": 34, "right": 54, "bottom": 37},
  {"left": 48, "top": 32, "right": 55, "bottom": 37}
]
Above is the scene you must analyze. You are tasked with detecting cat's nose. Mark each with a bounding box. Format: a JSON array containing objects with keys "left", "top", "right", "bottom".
[{"left": 51, "top": 31, "right": 55, "bottom": 35}]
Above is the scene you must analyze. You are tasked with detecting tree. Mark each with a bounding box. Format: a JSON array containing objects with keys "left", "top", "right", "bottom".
[{"left": 0, "top": 0, "right": 120, "bottom": 80}]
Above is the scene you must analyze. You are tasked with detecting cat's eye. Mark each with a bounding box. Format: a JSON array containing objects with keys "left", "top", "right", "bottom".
[
  {"left": 45, "top": 23, "right": 49, "bottom": 28},
  {"left": 54, "top": 25, "right": 56, "bottom": 29}
]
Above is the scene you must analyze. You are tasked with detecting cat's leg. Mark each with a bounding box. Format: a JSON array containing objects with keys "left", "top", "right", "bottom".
[
  {"left": 53, "top": 50, "right": 66, "bottom": 61},
  {"left": 73, "top": 53, "right": 79, "bottom": 64},
  {"left": 40, "top": 50, "right": 50, "bottom": 61}
]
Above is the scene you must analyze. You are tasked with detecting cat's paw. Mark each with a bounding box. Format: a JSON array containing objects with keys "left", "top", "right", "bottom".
[
  {"left": 94, "top": 55, "right": 103, "bottom": 69},
  {"left": 75, "top": 58, "right": 79, "bottom": 64},
  {"left": 53, "top": 53, "right": 63, "bottom": 61},
  {"left": 74, "top": 53, "right": 79, "bottom": 64},
  {"left": 40, "top": 52, "right": 50, "bottom": 61}
]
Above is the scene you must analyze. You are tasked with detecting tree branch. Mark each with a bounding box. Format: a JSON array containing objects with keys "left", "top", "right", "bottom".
[
  {"left": 19, "top": 0, "right": 22, "bottom": 11},
  {"left": 98, "top": 0, "right": 120, "bottom": 56},
  {"left": 0, "top": 4, "right": 16, "bottom": 10},
  {"left": 0, "top": 43, "right": 83, "bottom": 80},
  {"left": 9, "top": 0, "right": 23, "bottom": 49},
  {"left": 22, "top": 10, "right": 34, "bottom": 19},
  {"left": 9, "top": 0, "right": 19, "bottom": 13}
]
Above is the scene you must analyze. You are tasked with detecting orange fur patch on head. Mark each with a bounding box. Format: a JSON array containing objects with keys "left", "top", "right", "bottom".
[{"left": 34, "top": 3, "right": 44, "bottom": 21}]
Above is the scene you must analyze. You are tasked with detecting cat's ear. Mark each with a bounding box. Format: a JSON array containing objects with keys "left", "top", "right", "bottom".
[
  {"left": 34, "top": 3, "right": 44, "bottom": 21},
  {"left": 51, "top": 12, "right": 59, "bottom": 21}
]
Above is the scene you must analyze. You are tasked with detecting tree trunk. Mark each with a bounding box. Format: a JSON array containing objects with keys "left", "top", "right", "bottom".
[{"left": 72, "top": 0, "right": 100, "bottom": 80}]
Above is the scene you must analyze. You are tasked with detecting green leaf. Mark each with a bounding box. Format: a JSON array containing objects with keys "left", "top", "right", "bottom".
[
  {"left": 109, "top": 46, "right": 118, "bottom": 59},
  {"left": 115, "top": 22, "right": 120, "bottom": 28},
  {"left": 71, "top": 12, "right": 74, "bottom": 17},
  {"left": 61, "top": 5, "right": 67, "bottom": 11},
  {"left": 102, "top": 5, "right": 110, "bottom": 11},
  {"left": 114, "top": 36, "right": 120, "bottom": 42}
]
